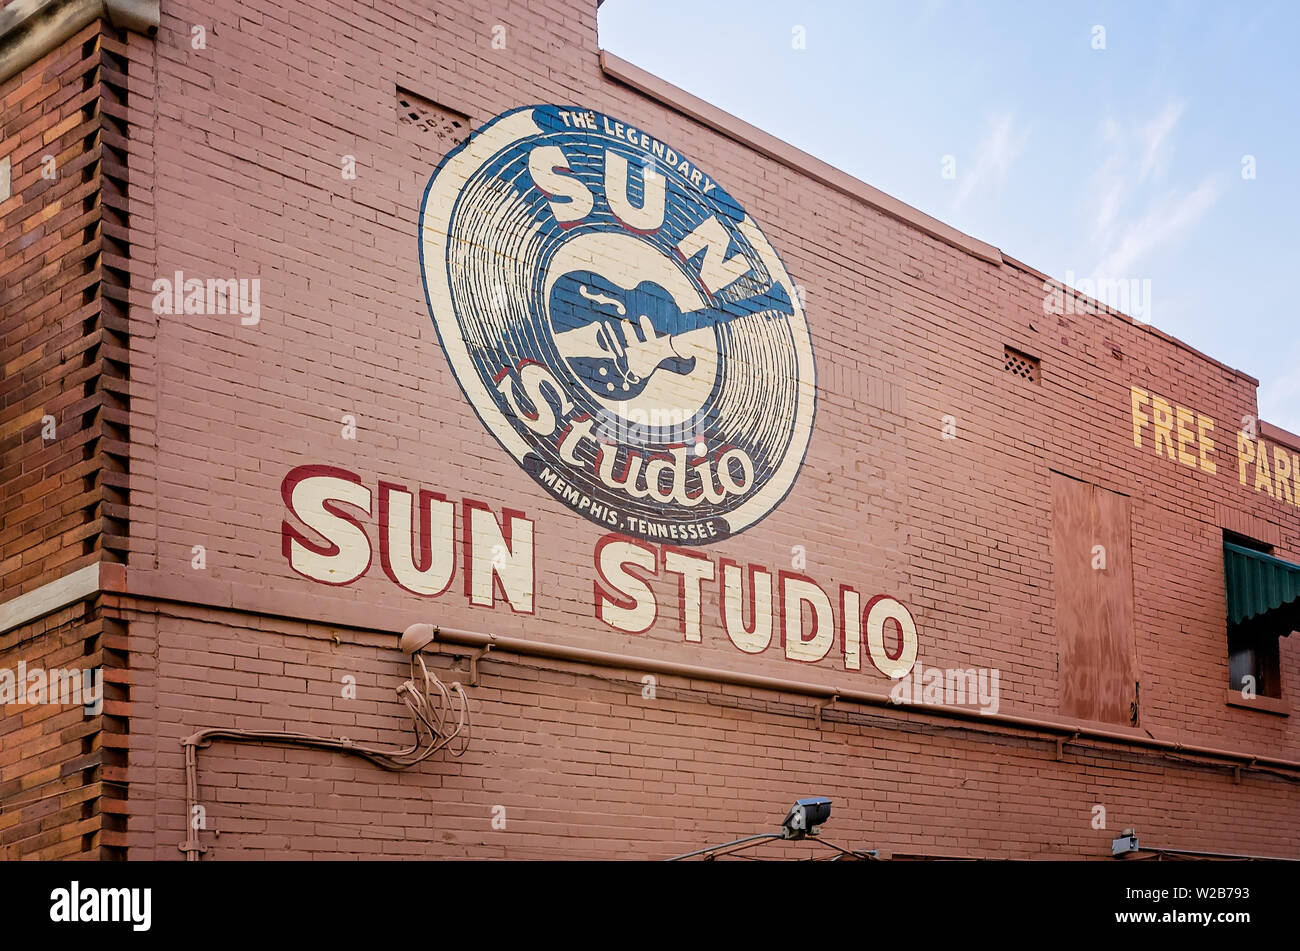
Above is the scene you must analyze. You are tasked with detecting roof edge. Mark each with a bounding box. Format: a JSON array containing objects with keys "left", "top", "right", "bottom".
[
  {"left": 1001, "top": 254, "right": 1260, "bottom": 387},
  {"left": 1261, "top": 421, "right": 1300, "bottom": 453},
  {"left": 599, "top": 49, "right": 1264, "bottom": 391},
  {"left": 599, "top": 50, "right": 1004, "bottom": 265}
]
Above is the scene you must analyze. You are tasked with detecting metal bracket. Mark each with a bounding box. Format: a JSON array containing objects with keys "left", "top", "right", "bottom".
[
  {"left": 1234, "top": 758, "right": 1255, "bottom": 785},
  {"left": 177, "top": 841, "right": 207, "bottom": 856},
  {"left": 1056, "top": 731, "right": 1079, "bottom": 761},
  {"left": 815, "top": 695, "right": 838, "bottom": 729},
  {"left": 469, "top": 644, "right": 492, "bottom": 686}
]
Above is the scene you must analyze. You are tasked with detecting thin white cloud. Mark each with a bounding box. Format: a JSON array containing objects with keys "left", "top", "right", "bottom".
[
  {"left": 1092, "top": 103, "right": 1183, "bottom": 237},
  {"left": 1138, "top": 102, "right": 1185, "bottom": 180},
  {"left": 1094, "top": 178, "right": 1219, "bottom": 277},
  {"left": 1087, "top": 102, "right": 1217, "bottom": 280},
  {"left": 952, "top": 113, "right": 1028, "bottom": 211},
  {"left": 1093, "top": 134, "right": 1126, "bottom": 235}
]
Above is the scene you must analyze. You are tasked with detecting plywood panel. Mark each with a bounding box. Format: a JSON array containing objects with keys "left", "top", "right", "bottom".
[
  {"left": 1090, "top": 486, "right": 1137, "bottom": 723},
  {"left": 1052, "top": 473, "right": 1137, "bottom": 724}
]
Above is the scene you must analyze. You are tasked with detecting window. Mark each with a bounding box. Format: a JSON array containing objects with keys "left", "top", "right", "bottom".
[
  {"left": 1223, "top": 532, "right": 1293, "bottom": 700},
  {"left": 1227, "top": 628, "right": 1281, "bottom": 699}
]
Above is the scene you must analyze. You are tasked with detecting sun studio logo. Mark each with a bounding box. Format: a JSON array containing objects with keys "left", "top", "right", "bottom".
[{"left": 419, "top": 105, "right": 816, "bottom": 545}]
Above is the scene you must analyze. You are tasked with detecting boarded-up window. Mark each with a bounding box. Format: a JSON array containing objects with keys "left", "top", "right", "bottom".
[{"left": 1050, "top": 472, "right": 1137, "bottom": 724}]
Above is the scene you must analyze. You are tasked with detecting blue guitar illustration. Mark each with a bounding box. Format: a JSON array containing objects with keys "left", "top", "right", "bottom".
[{"left": 549, "top": 269, "right": 794, "bottom": 399}]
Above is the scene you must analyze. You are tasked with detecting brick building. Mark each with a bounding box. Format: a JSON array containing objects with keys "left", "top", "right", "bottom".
[{"left": 1, "top": 0, "right": 1297, "bottom": 861}]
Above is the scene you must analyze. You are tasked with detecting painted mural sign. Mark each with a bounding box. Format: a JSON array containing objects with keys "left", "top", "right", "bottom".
[
  {"left": 1130, "top": 386, "right": 1300, "bottom": 508},
  {"left": 278, "top": 106, "right": 921, "bottom": 683},
  {"left": 418, "top": 105, "right": 816, "bottom": 545}
]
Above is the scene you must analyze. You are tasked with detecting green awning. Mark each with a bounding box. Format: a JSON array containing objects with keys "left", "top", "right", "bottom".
[{"left": 1224, "top": 542, "right": 1300, "bottom": 633}]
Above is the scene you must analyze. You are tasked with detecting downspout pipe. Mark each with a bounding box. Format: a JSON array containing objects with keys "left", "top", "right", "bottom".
[{"left": 402, "top": 622, "right": 1300, "bottom": 775}]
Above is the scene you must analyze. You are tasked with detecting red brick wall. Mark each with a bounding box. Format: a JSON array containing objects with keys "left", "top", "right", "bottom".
[
  {"left": 0, "top": 18, "right": 134, "bottom": 860},
  {"left": 0, "top": 599, "right": 128, "bottom": 859},
  {"left": 7, "top": 0, "right": 1296, "bottom": 858},
  {"left": 119, "top": 605, "right": 1298, "bottom": 859},
  {"left": 0, "top": 20, "right": 131, "bottom": 596}
]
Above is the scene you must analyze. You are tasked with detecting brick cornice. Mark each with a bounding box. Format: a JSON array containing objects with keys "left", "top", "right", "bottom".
[{"left": 0, "top": 0, "right": 157, "bottom": 83}]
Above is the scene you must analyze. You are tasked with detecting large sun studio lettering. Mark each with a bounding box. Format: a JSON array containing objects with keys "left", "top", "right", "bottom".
[
  {"left": 278, "top": 465, "right": 917, "bottom": 678},
  {"left": 277, "top": 106, "right": 921, "bottom": 680}
]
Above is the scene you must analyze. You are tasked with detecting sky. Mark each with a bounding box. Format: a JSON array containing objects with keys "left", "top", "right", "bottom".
[{"left": 597, "top": 0, "right": 1300, "bottom": 431}]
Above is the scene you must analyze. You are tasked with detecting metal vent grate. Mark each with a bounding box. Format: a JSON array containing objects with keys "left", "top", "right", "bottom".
[
  {"left": 1004, "top": 345, "right": 1040, "bottom": 383},
  {"left": 396, "top": 87, "right": 469, "bottom": 151}
]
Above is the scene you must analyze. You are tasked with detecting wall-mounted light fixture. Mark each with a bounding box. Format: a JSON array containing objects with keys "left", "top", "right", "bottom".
[{"left": 668, "top": 797, "right": 873, "bottom": 860}]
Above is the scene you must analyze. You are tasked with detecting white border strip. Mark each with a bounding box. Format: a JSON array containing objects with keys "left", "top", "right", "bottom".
[{"left": 0, "top": 563, "right": 101, "bottom": 634}]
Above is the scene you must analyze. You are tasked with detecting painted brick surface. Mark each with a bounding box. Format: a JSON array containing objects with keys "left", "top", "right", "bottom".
[
  {"left": 119, "top": 606, "right": 1299, "bottom": 860},
  {"left": 3, "top": 0, "right": 1298, "bottom": 859}
]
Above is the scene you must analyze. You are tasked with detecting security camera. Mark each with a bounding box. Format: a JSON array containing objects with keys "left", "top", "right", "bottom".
[{"left": 782, "top": 797, "right": 832, "bottom": 839}]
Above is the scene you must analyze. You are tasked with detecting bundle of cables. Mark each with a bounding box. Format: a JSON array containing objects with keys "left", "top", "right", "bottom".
[
  {"left": 383, "top": 650, "right": 473, "bottom": 768},
  {"left": 183, "top": 651, "right": 471, "bottom": 772},
  {"left": 180, "top": 646, "right": 473, "bottom": 856}
]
